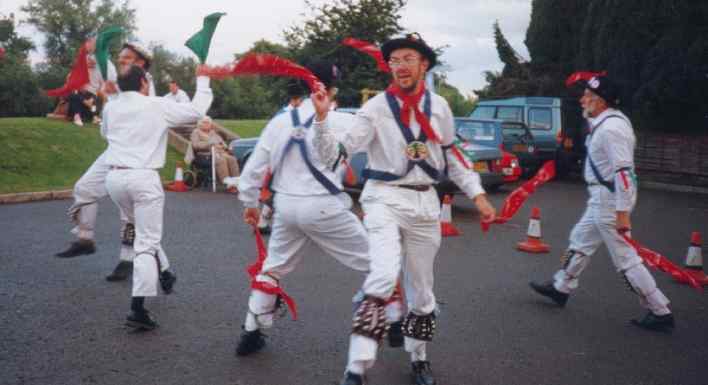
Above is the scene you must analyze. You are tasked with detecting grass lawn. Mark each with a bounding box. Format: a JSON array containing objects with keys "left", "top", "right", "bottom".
[
  {"left": 0, "top": 118, "right": 180, "bottom": 194},
  {"left": 216, "top": 119, "right": 267, "bottom": 138}
]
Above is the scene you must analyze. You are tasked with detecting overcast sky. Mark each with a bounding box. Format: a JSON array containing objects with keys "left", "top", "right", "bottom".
[{"left": 2, "top": 0, "right": 531, "bottom": 95}]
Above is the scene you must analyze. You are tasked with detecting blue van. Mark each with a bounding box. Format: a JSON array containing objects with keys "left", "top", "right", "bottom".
[{"left": 470, "top": 96, "right": 586, "bottom": 176}]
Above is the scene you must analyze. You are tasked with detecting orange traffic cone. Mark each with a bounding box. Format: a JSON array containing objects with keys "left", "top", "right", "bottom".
[
  {"left": 517, "top": 207, "right": 551, "bottom": 253},
  {"left": 440, "top": 195, "right": 460, "bottom": 237},
  {"left": 166, "top": 161, "right": 188, "bottom": 192},
  {"left": 674, "top": 232, "right": 708, "bottom": 286}
]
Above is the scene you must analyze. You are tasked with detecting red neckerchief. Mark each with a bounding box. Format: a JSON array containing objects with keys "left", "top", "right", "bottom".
[{"left": 386, "top": 84, "right": 440, "bottom": 143}]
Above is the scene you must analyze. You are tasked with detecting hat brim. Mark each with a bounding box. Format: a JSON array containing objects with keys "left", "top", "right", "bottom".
[{"left": 381, "top": 39, "right": 437, "bottom": 69}]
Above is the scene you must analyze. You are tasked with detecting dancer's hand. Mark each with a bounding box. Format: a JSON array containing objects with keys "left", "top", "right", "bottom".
[
  {"left": 312, "top": 85, "right": 330, "bottom": 122},
  {"left": 473, "top": 194, "right": 496, "bottom": 224},
  {"left": 616, "top": 211, "right": 631, "bottom": 233},
  {"left": 244, "top": 207, "right": 260, "bottom": 226},
  {"left": 103, "top": 81, "right": 118, "bottom": 95}
]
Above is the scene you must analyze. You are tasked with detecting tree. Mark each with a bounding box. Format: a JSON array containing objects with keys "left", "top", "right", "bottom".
[
  {"left": 22, "top": 0, "right": 137, "bottom": 69},
  {"left": 284, "top": 0, "right": 406, "bottom": 107},
  {"left": 0, "top": 15, "right": 48, "bottom": 117},
  {"left": 148, "top": 43, "right": 198, "bottom": 97}
]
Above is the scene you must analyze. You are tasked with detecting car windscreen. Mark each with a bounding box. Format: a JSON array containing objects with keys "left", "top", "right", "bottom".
[
  {"left": 501, "top": 122, "right": 530, "bottom": 139},
  {"left": 455, "top": 120, "right": 499, "bottom": 146}
]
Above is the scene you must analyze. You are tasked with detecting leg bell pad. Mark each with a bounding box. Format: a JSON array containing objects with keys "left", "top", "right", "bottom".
[
  {"left": 402, "top": 312, "right": 436, "bottom": 341},
  {"left": 352, "top": 296, "right": 389, "bottom": 341}
]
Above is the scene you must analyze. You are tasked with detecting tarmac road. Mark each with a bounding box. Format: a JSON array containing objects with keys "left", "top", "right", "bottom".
[{"left": 1, "top": 180, "right": 707, "bottom": 385}]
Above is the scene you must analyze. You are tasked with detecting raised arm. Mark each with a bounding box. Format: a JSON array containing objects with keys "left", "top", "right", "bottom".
[{"left": 311, "top": 90, "right": 375, "bottom": 167}]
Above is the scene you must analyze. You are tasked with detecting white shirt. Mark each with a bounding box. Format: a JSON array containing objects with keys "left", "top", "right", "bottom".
[
  {"left": 101, "top": 76, "right": 212, "bottom": 169},
  {"left": 583, "top": 108, "right": 636, "bottom": 210},
  {"left": 85, "top": 55, "right": 117, "bottom": 94},
  {"left": 164, "top": 89, "right": 190, "bottom": 103},
  {"left": 313, "top": 90, "right": 485, "bottom": 200},
  {"left": 238, "top": 98, "right": 353, "bottom": 208}
]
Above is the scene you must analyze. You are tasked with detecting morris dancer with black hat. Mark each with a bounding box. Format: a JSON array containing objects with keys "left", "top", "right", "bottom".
[
  {"left": 311, "top": 34, "right": 496, "bottom": 385},
  {"left": 234, "top": 61, "right": 372, "bottom": 356},
  {"left": 102, "top": 63, "right": 212, "bottom": 329},
  {"left": 57, "top": 43, "right": 166, "bottom": 283},
  {"left": 529, "top": 74, "right": 674, "bottom": 332}
]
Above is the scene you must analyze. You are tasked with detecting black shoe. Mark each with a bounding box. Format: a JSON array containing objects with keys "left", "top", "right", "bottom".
[
  {"left": 235, "top": 329, "right": 266, "bottom": 356},
  {"left": 258, "top": 226, "right": 271, "bottom": 235},
  {"left": 411, "top": 361, "right": 435, "bottom": 385},
  {"left": 106, "top": 261, "right": 133, "bottom": 282},
  {"left": 631, "top": 312, "right": 674, "bottom": 333},
  {"left": 159, "top": 270, "right": 177, "bottom": 294},
  {"left": 55, "top": 240, "right": 96, "bottom": 258},
  {"left": 388, "top": 321, "right": 404, "bottom": 348},
  {"left": 529, "top": 281, "right": 569, "bottom": 307},
  {"left": 125, "top": 310, "right": 158, "bottom": 330},
  {"left": 340, "top": 371, "right": 364, "bottom": 385}
]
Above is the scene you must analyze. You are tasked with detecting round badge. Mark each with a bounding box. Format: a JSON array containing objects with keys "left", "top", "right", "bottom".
[
  {"left": 406, "top": 141, "right": 430, "bottom": 162},
  {"left": 588, "top": 77, "right": 600, "bottom": 89}
]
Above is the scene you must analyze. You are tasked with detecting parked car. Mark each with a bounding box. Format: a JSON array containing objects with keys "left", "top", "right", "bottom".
[
  {"left": 469, "top": 96, "right": 586, "bottom": 177},
  {"left": 229, "top": 114, "right": 522, "bottom": 195}
]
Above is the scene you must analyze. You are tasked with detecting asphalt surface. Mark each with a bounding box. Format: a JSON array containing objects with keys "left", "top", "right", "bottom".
[{"left": 1, "top": 180, "right": 707, "bottom": 385}]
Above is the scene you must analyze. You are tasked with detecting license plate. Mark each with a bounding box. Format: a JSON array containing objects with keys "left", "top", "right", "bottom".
[
  {"left": 473, "top": 161, "right": 488, "bottom": 173},
  {"left": 512, "top": 144, "right": 528, "bottom": 152}
]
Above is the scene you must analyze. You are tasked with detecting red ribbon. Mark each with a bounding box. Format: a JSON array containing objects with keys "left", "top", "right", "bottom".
[
  {"left": 565, "top": 70, "right": 607, "bottom": 88},
  {"left": 342, "top": 37, "right": 390, "bottom": 73},
  {"left": 386, "top": 84, "right": 441, "bottom": 143},
  {"left": 482, "top": 161, "right": 556, "bottom": 232},
  {"left": 619, "top": 233, "right": 702, "bottom": 291},
  {"left": 247, "top": 226, "right": 299, "bottom": 319},
  {"left": 46, "top": 43, "right": 90, "bottom": 97}
]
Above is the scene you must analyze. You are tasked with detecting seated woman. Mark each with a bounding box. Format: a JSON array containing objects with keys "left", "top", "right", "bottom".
[{"left": 190, "top": 116, "right": 240, "bottom": 192}]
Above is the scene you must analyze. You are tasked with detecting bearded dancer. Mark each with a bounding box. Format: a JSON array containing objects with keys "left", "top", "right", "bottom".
[
  {"left": 311, "top": 34, "right": 496, "bottom": 385},
  {"left": 57, "top": 43, "right": 166, "bottom": 283},
  {"left": 529, "top": 74, "right": 674, "bottom": 332}
]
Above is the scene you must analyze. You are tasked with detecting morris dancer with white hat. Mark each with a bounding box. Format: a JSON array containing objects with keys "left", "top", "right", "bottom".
[{"left": 311, "top": 33, "right": 496, "bottom": 385}]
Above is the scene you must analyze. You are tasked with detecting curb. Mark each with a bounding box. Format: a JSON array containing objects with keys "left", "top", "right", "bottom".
[
  {"left": 640, "top": 181, "right": 708, "bottom": 196},
  {"left": 0, "top": 189, "right": 73, "bottom": 205}
]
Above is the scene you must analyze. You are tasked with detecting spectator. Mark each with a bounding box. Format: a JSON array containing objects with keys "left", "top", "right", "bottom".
[
  {"left": 190, "top": 116, "right": 240, "bottom": 192},
  {"left": 67, "top": 89, "right": 97, "bottom": 127},
  {"left": 164, "top": 80, "right": 190, "bottom": 103}
]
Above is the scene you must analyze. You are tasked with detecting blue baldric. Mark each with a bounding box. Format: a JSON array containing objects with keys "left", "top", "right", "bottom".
[
  {"left": 362, "top": 90, "right": 448, "bottom": 182},
  {"left": 276, "top": 108, "right": 341, "bottom": 195}
]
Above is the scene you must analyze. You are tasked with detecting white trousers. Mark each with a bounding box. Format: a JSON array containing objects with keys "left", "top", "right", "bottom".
[
  {"left": 244, "top": 193, "right": 370, "bottom": 331},
  {"left": 347, "top": 185, "right": 442, "bottom": 374},
  {"left": 69, "top": 152, "right": 126, "bottom": 240},
  {"left": 554, "top": 185, "right": 670, "bottom": 315},
  {"left": 105, "top": 169, "right": 169, "bottom": 297}
]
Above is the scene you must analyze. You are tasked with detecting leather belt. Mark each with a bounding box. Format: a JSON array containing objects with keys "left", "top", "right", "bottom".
[{"left": 395, "top": 184, "right": 431, "bottom": 192}]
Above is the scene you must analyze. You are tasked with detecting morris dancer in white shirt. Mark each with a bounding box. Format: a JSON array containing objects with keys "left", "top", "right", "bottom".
[
  {"left": 234, "top": 62, "right": 373, "bottom": 356},
  {"left": 164, "top": 80, "right": 190, "bottom": 103},
  {"left": 57, "top": 43, "right": 164, "bottom": 283},
  {"left": 103, "top": 64, "right": 212, "bottom": 330},
  {"left": 529, "top": 74, "right": 674, "bottom": 332},
  {"left": 311, "top": 34, "right": 496, "bottom": 385}
]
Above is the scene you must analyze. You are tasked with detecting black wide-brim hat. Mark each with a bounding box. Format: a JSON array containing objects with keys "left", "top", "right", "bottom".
[
  {"left": 381, "top": 33, "right": 437, "bottom": 69},
  {"left": 585, "top": 74, "right": 621, "bottom": 107}
]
